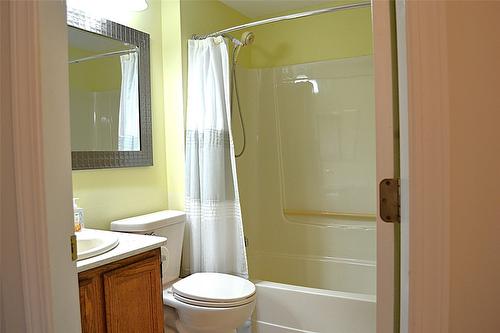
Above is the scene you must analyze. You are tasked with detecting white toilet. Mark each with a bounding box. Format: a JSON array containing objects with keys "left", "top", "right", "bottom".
[{"left": 111, "top": 210, "right": 256, "bottom": 333}]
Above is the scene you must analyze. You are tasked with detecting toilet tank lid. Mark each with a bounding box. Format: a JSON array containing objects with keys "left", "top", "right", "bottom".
[{"left": 110, "top": 210, "right": 185, "bottom": 232}]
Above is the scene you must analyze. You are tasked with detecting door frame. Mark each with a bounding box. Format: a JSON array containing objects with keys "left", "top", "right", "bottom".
[
  {"left": 373, "top": 0, "right": 400, "bottom": 332},
  {"left": 379, "top": 1, "right": 453, "bottom": 332}
]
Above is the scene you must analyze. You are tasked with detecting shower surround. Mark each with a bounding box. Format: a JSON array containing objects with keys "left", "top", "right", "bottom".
[{"left": 233, "top": 56, "right": 376, "bottom": 332}]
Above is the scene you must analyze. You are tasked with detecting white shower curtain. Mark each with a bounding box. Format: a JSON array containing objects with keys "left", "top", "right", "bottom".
[
  {"left": 183, "top": 37, "right": 248, "bottom": 279},
  {"left": 118, "top": 52, "right": 140, "bottom": 151}
]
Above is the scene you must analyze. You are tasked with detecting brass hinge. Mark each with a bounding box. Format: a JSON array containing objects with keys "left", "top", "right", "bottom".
[
  {"left": 379, "top": 178, "right": 400, "bottom": 223},
  {"left": 70, "top": 234, "right": 78, "bottom": 261}
]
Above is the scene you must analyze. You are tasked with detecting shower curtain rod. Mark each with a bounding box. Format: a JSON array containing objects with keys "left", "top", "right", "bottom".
[
  {"left": 68, "top": 48, "right": 137, "bottom": 64},
  {"left": 194, "top": 1, "right": 371, "bottom": 39}
]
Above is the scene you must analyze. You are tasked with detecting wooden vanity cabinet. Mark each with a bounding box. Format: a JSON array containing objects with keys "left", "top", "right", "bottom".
[{"left": 78, "top": 249, "right": 164, "bottom": 333}]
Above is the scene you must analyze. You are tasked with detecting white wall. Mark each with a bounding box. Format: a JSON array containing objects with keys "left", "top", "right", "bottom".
[
  {"left": 446, "top": 2, "right": 500, "bottom": 331},
  {"left": 406, "top": 1, "right": 500, "bottom": 332}
]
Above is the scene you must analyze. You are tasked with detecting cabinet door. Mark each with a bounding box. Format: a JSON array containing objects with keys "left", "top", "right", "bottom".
[
  {"left": 103, "top": 255, "right": 164, "bottom": 333},
  {"left": 79, "top": 275, "right": 106, "bottom": 333}
]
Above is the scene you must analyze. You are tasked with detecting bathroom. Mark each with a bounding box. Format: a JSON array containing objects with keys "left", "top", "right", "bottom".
[
  {"left": 4, "top": 0, "right": 391, "bottom": 332},
  {"left": 64, "top": 0, "right": 378, "bottom": 331},
  {"left": 4, "top": 0, "right": 500, "bottom": 333},
  {"left": 3, "top": 0, "right": 396, "bottom": 332}
]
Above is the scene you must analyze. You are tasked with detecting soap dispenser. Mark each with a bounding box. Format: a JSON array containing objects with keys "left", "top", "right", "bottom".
[{"left": 73, "top": 198, "right": 84, "bottom": 232}]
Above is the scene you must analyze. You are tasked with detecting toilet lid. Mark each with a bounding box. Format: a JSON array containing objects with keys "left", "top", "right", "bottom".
[{"left": 172, "top": 273, "right": 256, "bottom": 304}]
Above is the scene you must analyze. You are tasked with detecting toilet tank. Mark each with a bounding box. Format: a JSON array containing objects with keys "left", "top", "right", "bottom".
[{"left": 110, "top": 210, "right": 186, "bottom": 284}]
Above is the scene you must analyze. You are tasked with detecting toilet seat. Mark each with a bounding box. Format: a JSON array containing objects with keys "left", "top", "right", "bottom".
[
  {"left": 174, "top": 291, "right": 256, "bottom": 308},
  {"left": 171, "top": 273, "right": 256, "bottom": 308}
]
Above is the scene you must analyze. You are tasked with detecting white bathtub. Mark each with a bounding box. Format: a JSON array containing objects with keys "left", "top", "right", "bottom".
[{"left": 250, "top": 281, "right": 375, "bottom": 333}]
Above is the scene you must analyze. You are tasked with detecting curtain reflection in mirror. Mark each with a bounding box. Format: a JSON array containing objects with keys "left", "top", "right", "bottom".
[{"left": 118, "top": 53, "right": 140, "bottom": 151}]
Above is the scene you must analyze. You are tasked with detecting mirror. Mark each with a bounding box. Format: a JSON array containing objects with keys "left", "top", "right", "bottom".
[
  {"left": 69, "top": 27, "right": 140, "bottom": 152},
  {"left": 67, "top": 9, "right": 152, "bottom": 169}
]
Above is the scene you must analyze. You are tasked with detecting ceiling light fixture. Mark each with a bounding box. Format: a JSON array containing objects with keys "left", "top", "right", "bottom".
[{"left": 67, "top": 0, "right": 148, "bottom": 15}]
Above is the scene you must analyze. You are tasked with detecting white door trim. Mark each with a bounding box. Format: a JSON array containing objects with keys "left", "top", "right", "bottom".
[{"left": 7, "top": 1, "right": 54, "bottom": 331}]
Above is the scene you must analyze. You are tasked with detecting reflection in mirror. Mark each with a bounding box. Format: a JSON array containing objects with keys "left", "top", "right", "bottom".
[{"left": 68, "top": 27, "right": 140, "bottom": 151}]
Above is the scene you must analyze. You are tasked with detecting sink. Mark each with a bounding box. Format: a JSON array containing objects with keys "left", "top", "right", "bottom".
[{"left": 77, "top": 229, "right": 119, "bottom": 261}]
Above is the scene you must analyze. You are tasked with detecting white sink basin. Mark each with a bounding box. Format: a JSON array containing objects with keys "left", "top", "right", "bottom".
[{"left": 77, "top": 229, "right": 119, "bottom": 261}]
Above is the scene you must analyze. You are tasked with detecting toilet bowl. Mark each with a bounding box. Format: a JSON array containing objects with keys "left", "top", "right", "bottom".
[
  {"left": 110, "top": 211, "right": 256, "bottom": 333},
  {"left": 163, "top": 272, "right": 256, "bottom": 333}
]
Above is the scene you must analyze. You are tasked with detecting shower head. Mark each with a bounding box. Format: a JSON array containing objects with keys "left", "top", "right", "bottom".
[
  {"left": 232, "top": 31, "right": 254, "bottom": 66},
  {"left": 241, "top": 31, "right": 255, "bottom": 46}
]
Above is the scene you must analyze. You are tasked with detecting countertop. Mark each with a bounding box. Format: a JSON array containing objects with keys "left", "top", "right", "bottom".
[{"left": 76, "top": 228, "right": 166, "bottom": 273}]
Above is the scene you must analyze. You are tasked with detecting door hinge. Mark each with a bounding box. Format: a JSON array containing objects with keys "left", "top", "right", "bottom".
[
  {"left": 70, "top": 234, "right": 78, "bottom": 261},
  {"left": 379, "top": 178, "right": 400, "bottom": 223},
  {"left": 244, "top": 236, "right": 249, "bottom": 248}
]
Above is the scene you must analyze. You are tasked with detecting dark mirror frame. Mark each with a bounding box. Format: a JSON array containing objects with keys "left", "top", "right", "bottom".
[{"left": 67, "top": 9, "right": 153, "bottom": 170}]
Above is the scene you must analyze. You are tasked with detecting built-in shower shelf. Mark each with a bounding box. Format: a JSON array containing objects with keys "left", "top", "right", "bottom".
[{"left": 284, "top": 209, "right": 376, "bottom": 220}]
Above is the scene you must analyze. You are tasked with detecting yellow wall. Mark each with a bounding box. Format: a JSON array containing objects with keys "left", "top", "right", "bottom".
[
  {"left": 248, "top": 1, "right": 373, "bottom": 68},
  {"left": 161, "top": 0, "right": 185, "bottom": 210},
  {"left": 72, "top": 0, "right": 168, "bottom": 229},
  {"left": 179, "top": 0, "right": 251, "bottom": 114},
  {"left": 180, "top": 0, "right": 250, "bottom": 72}
]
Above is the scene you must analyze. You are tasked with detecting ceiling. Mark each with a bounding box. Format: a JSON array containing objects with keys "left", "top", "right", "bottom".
[{"left": 219, "top": 0, "right": 334, "bottom": 19}]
